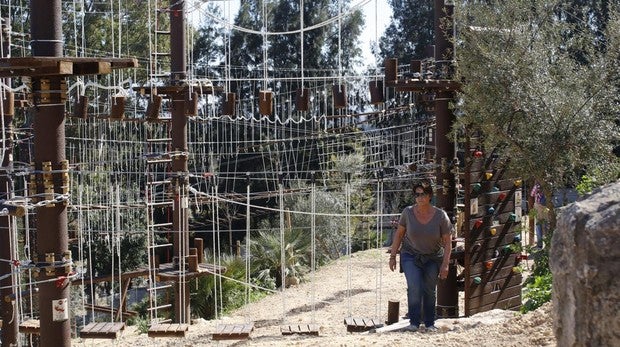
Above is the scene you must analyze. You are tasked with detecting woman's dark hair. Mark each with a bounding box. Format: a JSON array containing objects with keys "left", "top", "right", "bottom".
[{"left": 412, "top": 180, "right": 433, "bottom": 197}]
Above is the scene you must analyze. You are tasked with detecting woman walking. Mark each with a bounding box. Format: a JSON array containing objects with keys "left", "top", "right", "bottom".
[{"left": 389, "top": 180, "right": 453, "bottom": 332}]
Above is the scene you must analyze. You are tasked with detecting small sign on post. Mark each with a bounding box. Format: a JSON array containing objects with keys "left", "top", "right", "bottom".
[{"left": 52, "top": 298, "right": 68, "bottom": 321}]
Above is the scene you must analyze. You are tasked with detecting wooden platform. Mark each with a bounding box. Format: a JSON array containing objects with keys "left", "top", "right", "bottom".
[
  {"left": 80, "top": 322, "right": 125, "bottom": 339},
  {"left": 0, "top": 57, "right": 137, "bottom": 78},
  {"left": 147, "top": 323, "right": 189, "bottom": 337},
  {"left": 280, "top": 324, "right": 319, "bottom": 336},
  {"left": 18, "top": 319, "right": 40, "bottom": 334},
  {"left": 212, "top": 323, "right": 254, "bottom": 340},
  {"left": 344, "top": 317, "right": 383, "bottom": 332}
]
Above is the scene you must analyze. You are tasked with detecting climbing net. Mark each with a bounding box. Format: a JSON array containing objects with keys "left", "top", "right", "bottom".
[{"left": 0, "top": 0, "right": 442, "bottom": 335}]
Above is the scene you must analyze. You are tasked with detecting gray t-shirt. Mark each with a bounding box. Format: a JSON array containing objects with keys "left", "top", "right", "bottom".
[{"left": 398, "top": 206, "right": 453, "bottom": 256}]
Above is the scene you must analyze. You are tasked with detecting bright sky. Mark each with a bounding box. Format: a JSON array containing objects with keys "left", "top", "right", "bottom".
[{"left": 191, "top": 0, "right": 392, "bottom": 66}]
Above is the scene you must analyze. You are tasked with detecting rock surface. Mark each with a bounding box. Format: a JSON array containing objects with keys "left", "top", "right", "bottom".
[{"left": 550, "top": 180, "right": 620, "bottom": 347}]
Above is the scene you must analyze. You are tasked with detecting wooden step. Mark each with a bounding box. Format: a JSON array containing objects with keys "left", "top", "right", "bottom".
[
  {"left": 80, "top": 322, "right": 125, "bottom": 339},
  {"left": 344, "top": 317, "right": 383, "bottom": 332},
  {"left": 212, "top": 323, "right": 254, "bottom": 340},
  {"left": 280, "top": 323, "right": 319, "bottom": 336},
  {"left": 19, "top": 319, "right": 40, "bottom": 334},
  {"left": 148, "top": 323, "right": 188, "bottom": 337}
]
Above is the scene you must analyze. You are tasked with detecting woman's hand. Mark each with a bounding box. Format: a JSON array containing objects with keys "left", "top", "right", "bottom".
[
  {"left": 389, "top": 257, "right": 397, "bottom": 271},
  {"left": 439, "top": 263, "right": 449, "bottom": 279}
]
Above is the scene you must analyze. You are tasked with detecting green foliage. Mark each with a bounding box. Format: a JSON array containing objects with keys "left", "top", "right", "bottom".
[
  {"left": 377, "top": 0, "right": 434, "bottom": 61},
  {"left": 250, "top": 226, "right": 310, "bottom": 287},
  {"left": 230, "top": 0, "right": 363, "bottom": 72},
  {"left": 454, "top": 1, "right": 620, "bottom": 194},
  {"left": 521, "top": 272, "right": 552, "bottom": 313},
  {"left": 126, "top": 315, "right": 150, "bottom": 335},
  {"left": 190, "top": 252, "right": 270, "bottom": 319},
  {"left": 576, "top": 175, "right": 597, "bottom": 195},
  {"left": 576, "top": 162, "right": 620, "bottom": 195},
  {"left": 522, "top": 231, "right": 553, "bottom": 313}
]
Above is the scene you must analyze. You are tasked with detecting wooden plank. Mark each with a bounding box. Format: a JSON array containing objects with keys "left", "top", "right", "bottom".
[
  {"left": 344, "top": 317, "right": 382, "bottom": 332},
  {"left": 469, "top": 235, "right": 520, "bottom": 265},
  {"left": 82, "top": 303, "right": 138, "bottom": 317},
  {"left": 469, "top": 201, "right": 516, "bottom": 220},
  {"left": 467, "top": 178, "right": 519, "bottom": 195},
  {"left": 280, "top": 324, "right": 319, "bottom": 336},
  {"left": 467, "top": 294, "right": 522, "bottom": 315},
  {"left": 467, "top": 272, "right": 522, "bottom": 299},
  {"left": 468, "top": 284, "right": 522, "bottom": 309},
  {"left": 72, "top": 61, "right": 111, "bottom": 75},
  {"left": 387, "top": 79, "right": 461, "bottom": 91},
  {"left": 147, "top": 323, "right": 188, "bottom": 338},
  {"left": 18, "top": 319, "right": 40, "bottom": 334},
  {"left": 469, "top": 253, "right": 520, "bottom": 278},
  {"left": 80, "top": 322, "right": 125, "bottom": 339},
  {"left": 212, "top": 323, "right": 253, "bottom": 340},
  {"left": 0, "top": 57, "right": 137, "bottom": 78}
]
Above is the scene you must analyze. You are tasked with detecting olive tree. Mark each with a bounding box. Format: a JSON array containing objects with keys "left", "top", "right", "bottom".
[{"left": 454, "top": 0, "right": 620, "bottom": 225}]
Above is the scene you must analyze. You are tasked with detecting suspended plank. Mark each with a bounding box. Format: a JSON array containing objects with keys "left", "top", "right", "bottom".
[
  {"left": 344, "top": 317, "right": 382, "bottom": 332},
  {"left": 280, "top": 324, "right": 320, "bottom": 336},
  {"left": 212, "top": 323, "right": 254, "bottom": 340},
  {"left": 80, "top": 322, "right": 125, "bottom": 339},
  {"left": 18, "top": 319, "right": 40, "bottom": 334},
  {"left": 147, "top": 323, "right": 188, "bottom": 338},
  {"left": 0, "top": 57, "right": 137, "bottom": 77}
]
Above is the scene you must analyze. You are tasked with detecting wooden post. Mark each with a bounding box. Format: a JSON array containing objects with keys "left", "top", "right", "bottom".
[
  {"left": 31, "top": 1, "right": 71, "bottom": 346},
  {"left": 434, "top": 0, "right": 459, "bottom": 319},
  {"left": 387, "top": 300, "right": 400, "bottom": 325},
  {"left": 169, "top": 0, "right": 190, "bottom": 324},
  {"left": 0, "top": 16, "right": 18, "bottom": 347},
  {"left": 194, "top": 238, "right": 204, "bottom": 263},
  {"left": 116, "top": 279, "right": 131, "bottom": 322},
  {"left": 384, "top": 58, "right": 397, "bottom": 82}
]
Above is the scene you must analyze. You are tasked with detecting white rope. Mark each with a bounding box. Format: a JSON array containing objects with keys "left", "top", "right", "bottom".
[
  {"left": 244, "top": 174, "right": 251, "bottom": 319},
  {"left": 210, "top": 181, "right": 219, "bottom": 319},
  {"left": 310, "top": 174, "right": 316, "bottom": 324},
  {"left": 200, "top": 0, "right": 372, "bottom": 36},
  {"left": 345, "top": 175, "right": 352, "bottom": 317},
  {"left": 189, "top": 186, "right": 400, "bottom": 218},
  {"left": 279, "top": 175, "right": 286, "bottom": 323},
  {"left": 375, "top": 173, "right": 383, "bottom": 319}
]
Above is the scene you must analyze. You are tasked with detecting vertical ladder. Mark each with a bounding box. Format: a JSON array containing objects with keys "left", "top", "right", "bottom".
[
  {"left": 144, "top": 126, "right": 174, "bottom": 325},
  {"left": 150, "top": 0, "right": 171, "bottom": 80}
]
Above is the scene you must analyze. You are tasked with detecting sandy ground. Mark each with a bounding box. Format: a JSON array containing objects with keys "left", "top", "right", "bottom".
[{"left": 72, "top": 249, "right": 555, "bottom": 346}]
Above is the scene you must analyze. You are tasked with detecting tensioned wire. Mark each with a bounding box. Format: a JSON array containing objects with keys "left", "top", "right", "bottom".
[
  {"left": 199, "top": 0, "right": 371, "bottom": 36},
  {"left": 189, "top": 187, "right": 401, "bottom": 218}
]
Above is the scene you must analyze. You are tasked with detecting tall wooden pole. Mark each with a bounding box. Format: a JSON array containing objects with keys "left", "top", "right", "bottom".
[
  {"left": 31, "top": 0, "right": 71, "bottom": 345},
  {"left": 0, "top": 16, "right": 18, "bottom": 347},
  {"left": 433, "top": 0, "right": 459, "bottom": 318},
  {"left": 169, "top": 0, "right": 190, "bottom": 324}
]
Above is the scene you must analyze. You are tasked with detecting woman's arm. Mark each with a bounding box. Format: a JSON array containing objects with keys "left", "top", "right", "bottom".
[
  {"left": 389, "top": 225, "right": 406, "bottom": 271},
  {"left": 439, "top": 232, "right": 452, "bottom": 279}
]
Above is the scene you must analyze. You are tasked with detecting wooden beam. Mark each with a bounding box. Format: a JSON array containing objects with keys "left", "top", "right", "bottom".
[
  {"left": 72, "top": 61, "right": 112, "bottom": 75},
  {"left": 0, "top": 57, "right": 137, "bottom": 78}
]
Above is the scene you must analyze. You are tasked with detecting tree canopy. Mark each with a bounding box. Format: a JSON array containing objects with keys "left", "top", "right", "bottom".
[{"left": 454, "top": 0, "right": 620, "bottom": 202}]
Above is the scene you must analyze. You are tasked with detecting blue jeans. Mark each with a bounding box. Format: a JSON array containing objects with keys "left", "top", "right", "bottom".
[
  {"left": 401, "top": 252, "right": 439, "bottom": 327},
  {"left": 536, "top": 222, "right": 547, "bottom": 248}
]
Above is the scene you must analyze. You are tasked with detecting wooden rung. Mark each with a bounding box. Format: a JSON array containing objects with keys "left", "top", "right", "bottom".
[
  {"left": 212, "top": 323, "right": 254, "bottom": 341},
  {"left": 147, "top": 323, "right": 188, "bottom": 338},
  {"left": 19, "top": 319, "right": 40, "bottom": 334},
  {"left": 80, "top": 322, "right": 125, "bottom": 339},
  {"left": 344, "top": 317, "right": 382, "bottom": 332},
  {"left": 280, "top": 324, "right": 319, "bottom": 336}
]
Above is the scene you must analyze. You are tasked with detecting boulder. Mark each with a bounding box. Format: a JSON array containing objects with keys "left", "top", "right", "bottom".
[{"left": 549, "top": 180, "right": 620, "bottom": 346}]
